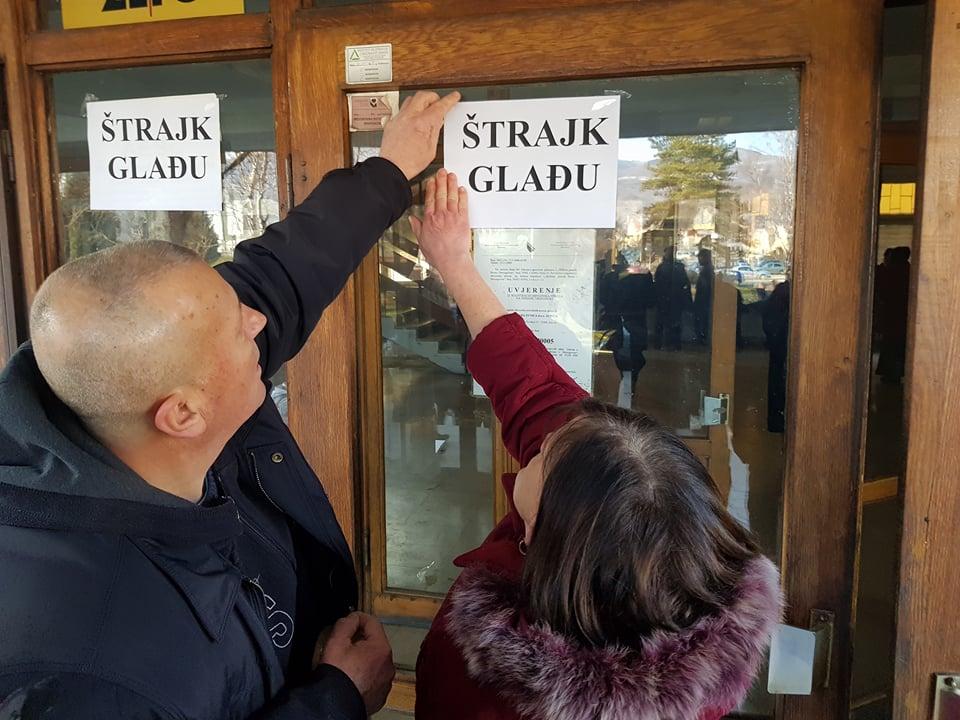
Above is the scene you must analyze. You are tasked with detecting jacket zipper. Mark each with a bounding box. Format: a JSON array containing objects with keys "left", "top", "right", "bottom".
[
  {"left": 237, "top": 511, "right": 296, "bottom": 570},
  {"left": 242, "top": 576, "right": 268, "bottom": 626},
  {"left": 249, "top": 451, "right": 285, "bottom": 513},
  {"left": 215, "top": 469, "right": 294, "bottom": 569}
]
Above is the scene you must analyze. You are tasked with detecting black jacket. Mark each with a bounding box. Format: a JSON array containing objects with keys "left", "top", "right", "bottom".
[{"left": 0, "top": 157, "right": 412, "bottom": 719}]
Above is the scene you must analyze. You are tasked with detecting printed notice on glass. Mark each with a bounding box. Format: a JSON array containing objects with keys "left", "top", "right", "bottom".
[
  {"left": 444, "top": 96, "right": 620, "bottom": 229},
  {"left": 87, "top": 93, "right": 222, "bottom": 212},
  {"left": 473, "top": 229, "right": 596, "bottom": 394}
]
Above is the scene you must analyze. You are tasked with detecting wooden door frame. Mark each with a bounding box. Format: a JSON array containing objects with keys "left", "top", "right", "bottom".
[
  {"left": 894, "top": 0, "right": 960, "bottom": 716},
  {"left": 0, "top": 1, "right": 46, "bottom": 314},
  {"left": 285, "top": 2, "right": 883, "bottom": 717},
  {"left": 0, "top": 61, "right": 26, "bottom": 361}
]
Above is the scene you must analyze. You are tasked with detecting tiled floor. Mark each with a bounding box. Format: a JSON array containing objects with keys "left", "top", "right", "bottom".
[
  {"left": 383, "top": 619, "right": 430, "bottom": 672},
  {"left": 373, "top": 709, "right": 413, "bottom": 720},
  {"left": 382, "top": 358, "right": 495, "bottom": 595}
]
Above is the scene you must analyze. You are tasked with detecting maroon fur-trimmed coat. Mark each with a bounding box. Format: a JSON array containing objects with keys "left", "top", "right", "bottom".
[{"left": 415, "top": 314, "right": 783, "bottom": 720}]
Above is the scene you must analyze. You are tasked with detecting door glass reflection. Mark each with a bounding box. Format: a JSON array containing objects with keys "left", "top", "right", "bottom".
[{"left": 358, "top": 75, "right": 798, "bottom": 718}]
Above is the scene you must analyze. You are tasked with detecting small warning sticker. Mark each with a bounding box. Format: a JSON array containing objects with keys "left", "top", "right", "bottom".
[
  {"left": 345, "top": 44, "right": 393, "bottom": 85},
  {"left": 348, "top": 91, "right": 399, "bottom": 132}
]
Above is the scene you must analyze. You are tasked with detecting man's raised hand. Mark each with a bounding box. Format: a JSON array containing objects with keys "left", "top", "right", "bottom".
[{"left": 380, "top": 90, "right": 461, "bottom": 180}]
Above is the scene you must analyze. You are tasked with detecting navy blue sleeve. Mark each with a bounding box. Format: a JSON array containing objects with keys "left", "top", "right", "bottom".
[
  {"left": 0, "top": 667, "right": 366, "bottom": 720},
  {"left": 0, "top": 673, "right": 179, "bottom": 720},
  {"left": 217, "top": 157, "right": 412, "bottom": 379},
  {"left": 252, "top": 664, "right": 366, "bottom": 720}
]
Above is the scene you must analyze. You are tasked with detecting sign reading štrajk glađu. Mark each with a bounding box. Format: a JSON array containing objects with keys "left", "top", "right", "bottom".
[
  {"left": 87, "top": 94, "right": 222, "bottom": 212},
  {"left": 443, "top": 96, "right": 621, "bottom": 229}
]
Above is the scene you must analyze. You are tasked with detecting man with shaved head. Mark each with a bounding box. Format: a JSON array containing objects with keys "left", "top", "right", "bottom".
[{"left": 0, "top": 90, "right": 459, "bottom": 720}]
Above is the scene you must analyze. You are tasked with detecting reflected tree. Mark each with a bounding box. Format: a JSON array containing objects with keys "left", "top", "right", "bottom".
[
  {"left": 166, "top": 210, "right": 221, "bottom": 263},
  {"left": 60, "top": 152, "right": 278, "bottom": 263},
  {"left": 222, "top": 151, "right": 278, "bottom": 249},
  {"left": 61, "top": 173, "right": 119, "bottom": 259},
  {"left": 642, "top": 135, "right": 738, "bottom": 229}
]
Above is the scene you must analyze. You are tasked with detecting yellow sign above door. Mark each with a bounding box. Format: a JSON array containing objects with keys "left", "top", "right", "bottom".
[{"left": 62, "top": 0, "right": 245, "bottom": 30}]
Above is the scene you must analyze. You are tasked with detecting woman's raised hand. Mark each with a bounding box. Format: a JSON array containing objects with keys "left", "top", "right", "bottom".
[
  {"left": 410, "top": 169, "right": 506, "bottom": 336},
  {"left": 409, "top": 169, "right": 472, "bottom": 278}
]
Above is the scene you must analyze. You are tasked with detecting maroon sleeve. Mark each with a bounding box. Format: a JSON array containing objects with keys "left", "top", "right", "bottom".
[{"left": 466, "top": 314, "right": 588, "bottom": 466}]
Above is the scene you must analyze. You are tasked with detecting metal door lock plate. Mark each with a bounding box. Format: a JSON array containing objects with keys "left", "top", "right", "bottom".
[
  {"left": 933, "top": 674, "right": 960, "bottom": 720},
  {"left": 702, "top": 393, "right": 729, "bottom": 426},
  {"left": 810, "top": 609, "right": 834, "bottom": 689}
]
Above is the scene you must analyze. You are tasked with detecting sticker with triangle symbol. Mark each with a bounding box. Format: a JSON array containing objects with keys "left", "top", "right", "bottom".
[{"left": 344, "top": 43, "right": 393, "bottom": 85}]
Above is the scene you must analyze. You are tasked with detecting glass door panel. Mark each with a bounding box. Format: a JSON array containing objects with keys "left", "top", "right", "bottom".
[
  {"left": 355, "top": 71, "right": 799, "bottom": 716},
  {"left": 352, "top": 123, "right": 496, "bottom": 599}
]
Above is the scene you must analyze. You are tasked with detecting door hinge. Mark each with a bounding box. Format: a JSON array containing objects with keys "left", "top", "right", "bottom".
[
  {"left": 284, "top": 154, "right": 294, "bottom": 215},
  {"left": 0, "top": 129, "right": 14, "bottom": 182},
  {"left": 701, "top": 392, "right": 729, "bottom": 426},
  {"left": 363, "top": 527, "right": 371, "bottom": 570}
]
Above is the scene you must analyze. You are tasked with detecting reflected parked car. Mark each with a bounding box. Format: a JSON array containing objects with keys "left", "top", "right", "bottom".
[
  {"left": 758, "top": 259, "right": 787, "bottom": 274},
  {"left": 724, "top": 262, "right": 770, "bottom": 283}
]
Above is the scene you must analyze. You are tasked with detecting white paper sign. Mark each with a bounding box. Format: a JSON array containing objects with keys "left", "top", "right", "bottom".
[
  {"left": 87, "top": 93, "right": 222, "bottom": 212},
  {"left": 444, "top": 97, "right": 620, "bottom": 229},
  {"left": 474, "top": 229, "right": 596, "bottom": 393}
]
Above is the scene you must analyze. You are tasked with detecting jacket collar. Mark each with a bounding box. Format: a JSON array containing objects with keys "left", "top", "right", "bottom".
[
  {"left": 446, "top": 555, "right": 782, "bottom": 720},
  {"left": 130, "top": 535, "right": 243, "bottom": 642},
  {"left": 0, "top": 344, "right": 184, "bottom": 507},
  {"left": 0, "top": 343, "right": 245, "bottom": 545},
  {"left": 0, "top": 480, "right": 244, "bottom": 545}
]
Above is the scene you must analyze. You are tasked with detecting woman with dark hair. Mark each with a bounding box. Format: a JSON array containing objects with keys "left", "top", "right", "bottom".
[{"left": 411, "top": 170, "right": 782, "bottom": 720}]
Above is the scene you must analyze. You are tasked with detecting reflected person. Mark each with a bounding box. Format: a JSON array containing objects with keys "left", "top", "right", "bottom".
[
  {"left": 609, "top": 260, "right": 655, "bottom": 392},
  {"left": 875, "top": 246, "right": 911, "bottom": 384},
  {"left": 0, "top": 91, "right": 460, "bottom": 719},
  {"left": 654, "top": 245, "right": 693, "bottom": 351},
  {"left": 694, "top": 247, "right": 715, "bottom": 345},
  {"left": 411, "top": 170, "right": 782, "bottom": 720},
  {"left": 595, "top": 257, "right": 621, "bottom": 334},
  {"left": 762, "top": 279, "right": 790, "bottom": 433}
]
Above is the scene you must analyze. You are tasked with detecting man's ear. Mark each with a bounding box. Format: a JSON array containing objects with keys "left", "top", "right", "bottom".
[{"left": 154, "top": 390, "right": 207, "bottom": 439}]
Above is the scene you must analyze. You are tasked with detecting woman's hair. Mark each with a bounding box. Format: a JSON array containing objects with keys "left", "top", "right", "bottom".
[{"left": 521, "top": 399, "right": 760, "bottom": 651}]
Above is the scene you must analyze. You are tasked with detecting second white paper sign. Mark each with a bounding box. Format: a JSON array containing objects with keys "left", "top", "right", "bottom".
[
  {"left": 443, "top": 96, "right": 621, "bottom": 229},
  {"left": 87, "top": 93, "right": 222, "bottom": 212}
]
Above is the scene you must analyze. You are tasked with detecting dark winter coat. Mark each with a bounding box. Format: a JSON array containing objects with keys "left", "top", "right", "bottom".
[
  {"left": 0, "top": 157, "right": 411, "bottom": 720},
  {"left": 416, "top": 313, "right": 782, "bottom": 720},
  {"left": 654, "top": 259, "right": 693, "bottom": 322}
]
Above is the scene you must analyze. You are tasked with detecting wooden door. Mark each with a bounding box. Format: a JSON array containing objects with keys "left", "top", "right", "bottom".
[
  {"left": 284, "top": 2, "right": 882, "bottom": 717},
  {"left": 0, "top": 70, "right": 21, "bottom": 362},
  {"left": 705, "top": 277, "right": 739, "bottom": 501},
  {"left": 894, "top": 0, "right": 960, "bottom": 716}
]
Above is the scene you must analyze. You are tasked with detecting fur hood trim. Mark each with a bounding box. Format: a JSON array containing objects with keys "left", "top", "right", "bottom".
[{"left": 447, "top": 555, "right": 782, "bottom": 720}]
